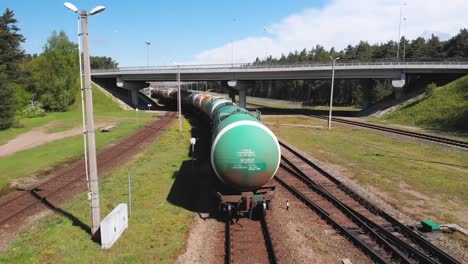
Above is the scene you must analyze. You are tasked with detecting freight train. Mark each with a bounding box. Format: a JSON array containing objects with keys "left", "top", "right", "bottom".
[{"left": 152, "top": 88, "right": 281, "bottom": 216}]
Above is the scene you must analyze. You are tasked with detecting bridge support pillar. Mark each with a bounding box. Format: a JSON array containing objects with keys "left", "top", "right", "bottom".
[
  {"left": 130, "top": 87, "right": 139, "bottom": 108},
  {"left": 266, "top": 80, "right": 273, "bottom": 98},
  {"left": 361, "top": 79, "right": 374, "bottom": 109},
  {"left": 116, "top": 78, "right": 148, "bottom": 108},
  {"left": 228, "top": 87, "right": 237, "bottom": 103},
  {"left": 222, "top": 80, "right": 238, "bottom": 103},
  {"left": 227, "top": 80, "right": 253, "bottom": 108},
  {"left": 392, "top": 73, "right": 406, "bottom": 99}
]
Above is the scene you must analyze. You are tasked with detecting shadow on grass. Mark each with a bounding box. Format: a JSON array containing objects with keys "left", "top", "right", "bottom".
[
  {"left": 26, "top": 188, "right": 101, "bottom": 244},
  {"left": 166, "top": 110, "right": 224, "bottom": 217}
]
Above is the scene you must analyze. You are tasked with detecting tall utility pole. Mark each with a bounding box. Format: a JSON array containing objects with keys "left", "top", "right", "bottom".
[
  {"left": 177, "top": 65, "right": 182, "bottom": 132},
  {"left": 396, "top": 1, "right": 407, "bottom": 61},
  {"left": 65, "top": 2, "right": 105, "bottom": 238},
  {"left": 264, "top": 28, "right": 269, "bottom": 62},
  {"left": 328, "top": 55, "right": 340, "bottom": 130},
  {"left": 81, "top": 10, "right": 101, "bottom": 237},
  {"left": 75, "top": 15, "right": 90, "bottom": 191},
  {"left": 145, "top": 41, "right": 151, "bottom": 67},
  {"left": 403, "top": 18, "right": 407, "bottom": 62},
  {"left": 231, "top": 18, "right": 237, "bottom": 67}
]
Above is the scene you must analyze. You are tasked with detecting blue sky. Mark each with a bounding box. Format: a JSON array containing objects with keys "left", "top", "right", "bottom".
[
  {"left": 2, "top": 0, "right": 467, "bottom": 66},
  {"left": 1, "top": 0, "right": 326, "bottom": 66}
]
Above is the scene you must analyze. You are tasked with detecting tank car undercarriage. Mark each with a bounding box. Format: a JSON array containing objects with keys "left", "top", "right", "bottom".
[{"left": 218, "top": 185, "right": 275, "bottom": 219}]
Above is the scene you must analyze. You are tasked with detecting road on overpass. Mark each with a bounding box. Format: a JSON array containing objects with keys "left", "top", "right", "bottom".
[{"left": 91, "top": 61, "right": 468, "bottom": 81}]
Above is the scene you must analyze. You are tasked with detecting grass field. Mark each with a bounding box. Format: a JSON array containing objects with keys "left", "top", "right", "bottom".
[
  {"left": 365, "top": 117, "right": 468, "bottom": 143},
  {"left": 0, "top": 120, "right": 194, "bottom": 263},
  {"left": 378, "top": 75, "right": 468, "bottom": 131},
  {"left": 247, "top": 99, "right": 361, "bottom": 111},
  {"left": 263, "top": 115, "right": 468, "bottom": 228},
  {"left": 0, "top": 84, "right": 154, "bottom": 194}
]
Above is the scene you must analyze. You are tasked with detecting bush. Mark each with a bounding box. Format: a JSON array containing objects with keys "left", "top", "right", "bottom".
[
  {"left": 12, "top": 118, "right": 24, "bottom": 128},
  {"left": 426, "top": 83, "right": 437, "bottom": 96},
  {"left": 21, "top": 100, "right": 46, "bottom": 118}
]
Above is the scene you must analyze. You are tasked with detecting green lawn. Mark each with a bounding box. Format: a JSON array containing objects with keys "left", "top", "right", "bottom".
[
  {"left": 247, "top": 99, "right": 361, "bottom": 111},
  {"left": 0, "top": 84, "right": 154, "bottom": 194},
  {"left": 0, "top": 120, "right": 193, "bottom": 263},
  {"left": 378, "top": 75, "right": 468, "bottom": 131},
  {"left": 263, "top": 115, "right": 468, "bottom": 227},
  {"left": 365, "top": 117, "right": 468, "bottom": 143}
]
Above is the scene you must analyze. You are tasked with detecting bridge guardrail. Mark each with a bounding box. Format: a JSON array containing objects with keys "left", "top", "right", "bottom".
[{"left": 91, "top": 60, "right": 468, "bottom": 74}]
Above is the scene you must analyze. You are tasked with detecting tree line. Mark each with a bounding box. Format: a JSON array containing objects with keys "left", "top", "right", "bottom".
[
  {"left": 254, "top": 29, "right": 468, "bottom": 64},
  {"left": 247, "top": 29, "right": 468, "bottom": 106},
  {"left": 0, "top": 9, "right": 118, "bottom": 130}
]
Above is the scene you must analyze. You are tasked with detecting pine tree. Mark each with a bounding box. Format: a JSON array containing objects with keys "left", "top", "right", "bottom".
[
  {"left": 426, "top": 35, "right": 444, "bottom": 58},
  {"left": 444, "top": 29, "right": 468, "bottom": 58},
  {"left": 90, "top": 56, "right": 118, "bottom": 69},
  {"left": 0, "top": 9, "right": 25, "bottom": 129}
]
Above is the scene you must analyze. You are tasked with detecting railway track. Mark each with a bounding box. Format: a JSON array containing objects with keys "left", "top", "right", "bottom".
[
  {"left": 276, "top": 140, "right": 460, "bottom": 264},
  {"left": 309, "top": 115, "right": 468, "bottom": 149},
  {"left": 225, "top": 211, "right": 277, "bottom": 264},
  {"left": 0, "top": 112, "right": 176, "bottom": 230}
]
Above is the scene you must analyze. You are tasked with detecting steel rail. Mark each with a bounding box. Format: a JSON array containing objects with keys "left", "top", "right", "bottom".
[
  {"left": 225, "top": 217, "right": 232, "bottom": 264},
  {"left": 281, "top": 159, "right": 437, "bottom": 264},
  {"left": 279, "top": 141, "right": 460, "bottom": 264},
  {"left": 274, "top": 175, "right": 390, "bottom": 263},
  {"left": 309, "top": 115, "right": 468, "bottom": 149},
  {"left": 261, "top": 213, "right": 278, "bottom": 264},
  {"left": 0, "top": 114, "right": 176, "bottom": 226},
  {"left": 280, "top": 161, "right": 415, "bottom": 263},
  {"left": 225, "top": 213, "right": 277, "bottom": 264}
]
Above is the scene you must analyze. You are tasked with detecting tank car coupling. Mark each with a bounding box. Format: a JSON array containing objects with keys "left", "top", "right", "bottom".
[{"left": 219, "top": 202, "right": 239, "bottom": 219}]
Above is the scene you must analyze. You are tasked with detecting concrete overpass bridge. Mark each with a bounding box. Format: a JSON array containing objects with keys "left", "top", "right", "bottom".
[{"left": 91, "top": 61, "right": 468, "bottom": 108}]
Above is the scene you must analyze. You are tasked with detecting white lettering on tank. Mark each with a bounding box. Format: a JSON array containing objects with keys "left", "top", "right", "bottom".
[{"left": 232, "top": 149, "right": 260, "bottom": 171}]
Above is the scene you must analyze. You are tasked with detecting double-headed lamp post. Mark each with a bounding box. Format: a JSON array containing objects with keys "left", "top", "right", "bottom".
[
  {"left": 328, "top": 55, "right": 340, "bottom": 130},
  {"left": 64, "top": 2, "right": 105, "bottom": 238}
]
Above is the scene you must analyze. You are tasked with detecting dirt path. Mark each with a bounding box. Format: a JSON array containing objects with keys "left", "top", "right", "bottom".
[
  {"left": 0, "top": 121, "right": 112, "bottom": 157},
  {"left": 0, "top": 113, "right": 176, "bottom": 252}
]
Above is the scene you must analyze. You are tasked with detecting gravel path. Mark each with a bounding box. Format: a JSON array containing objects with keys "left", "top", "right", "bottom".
[{"left": 0, "top": 121, "right": 112, "bottom": 157}]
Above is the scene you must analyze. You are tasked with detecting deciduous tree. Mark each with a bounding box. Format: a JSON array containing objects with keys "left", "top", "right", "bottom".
[{"left": 28, "top": 31, "right": 79, "bottom": 111}]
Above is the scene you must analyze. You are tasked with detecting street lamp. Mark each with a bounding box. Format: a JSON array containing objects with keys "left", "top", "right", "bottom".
[
  {"left": 403, "top": 17, "right": 407, "bottom": 62},
  {"left": 145, "top": 41, "right": 151, "bottom": 67},
  {"left": 64, "top": 2, "right": 105, "bottom": 238},
  {"left": 264, "top": 28, "right": 269, "bottom": 62},
  {"left": 328, "top": 55, "right": 340, "bottom": 130},
  {"left": 230, "top": 18, "right": 237, "bottom": 67},
  {"left": 396, "top": 1, "right": 407, "bottom": 61}
]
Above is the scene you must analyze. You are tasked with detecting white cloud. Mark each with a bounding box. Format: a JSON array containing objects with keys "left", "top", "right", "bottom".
[{"left": 189, "top": 0, "right": 468, "bottom": 64}]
